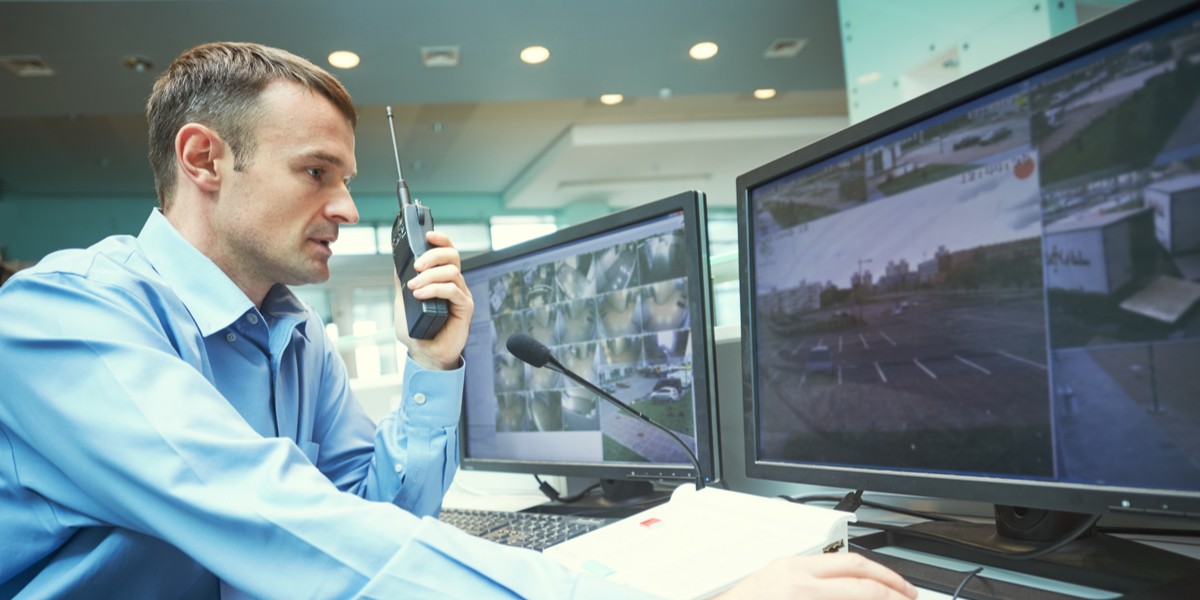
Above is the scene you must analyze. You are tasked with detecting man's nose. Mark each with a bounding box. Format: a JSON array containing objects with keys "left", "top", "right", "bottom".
[{"left": 327, "top": 188, "right": 359, "bottom": 225}]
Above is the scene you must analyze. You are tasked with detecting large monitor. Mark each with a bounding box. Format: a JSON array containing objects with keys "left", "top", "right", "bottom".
[
  {"left": 737, "top": 0, "right": 1200, "bottom": 588},
  {"left": 459, "top": 191, "right": 719, "bottom": 498}
]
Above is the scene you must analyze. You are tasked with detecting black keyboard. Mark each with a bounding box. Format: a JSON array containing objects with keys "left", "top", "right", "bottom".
[{"left": 439, "top": 508, "right": 616, "bottom": 552}]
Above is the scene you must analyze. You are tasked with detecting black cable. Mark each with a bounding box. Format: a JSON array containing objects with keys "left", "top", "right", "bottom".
[
  {"left": 532, "top": 475, "right": 600, "bottom": 504},
  {"left": 853, "top": 513, "right": 1102, "bottom": 561},
  {"left": 833, "top": 489, "right": 864, "bottom": 512},
  {"left": 950, "top": 567, "right": 984, "bottom": 600},
  {"left": 779, "top": 494, "right": 966, "bottom": 522}
]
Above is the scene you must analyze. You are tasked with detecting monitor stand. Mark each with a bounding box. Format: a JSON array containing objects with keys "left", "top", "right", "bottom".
[
  {"left": 851, "top": 505, "right": 1200, "bottom": 597},
  {"left": 520, "top": 478, "right": 671, "bottom": 519}
]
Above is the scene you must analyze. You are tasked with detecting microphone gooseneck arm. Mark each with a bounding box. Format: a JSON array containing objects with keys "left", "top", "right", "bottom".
[{"left": 545, "top": 356, "right": 706, "bottom": 491}]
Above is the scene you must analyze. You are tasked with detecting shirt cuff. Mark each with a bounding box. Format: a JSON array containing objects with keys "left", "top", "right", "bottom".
[{"left": 401, "top": 355, "right": 465, "bottom": 427}]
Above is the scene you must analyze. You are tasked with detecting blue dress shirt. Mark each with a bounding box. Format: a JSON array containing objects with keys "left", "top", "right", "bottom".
[{"left": 0, "top": 210, "right": 658, "bottom": 600}]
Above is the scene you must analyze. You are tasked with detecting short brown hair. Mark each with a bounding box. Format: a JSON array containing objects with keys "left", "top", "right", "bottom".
[{"left": 147, "top": 42, "right": 357, "bottom": 210}]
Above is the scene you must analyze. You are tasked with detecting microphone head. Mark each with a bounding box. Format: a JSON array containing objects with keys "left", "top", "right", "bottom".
[{"left": 506, "top": 333, "right": 552, "bottom": 368}]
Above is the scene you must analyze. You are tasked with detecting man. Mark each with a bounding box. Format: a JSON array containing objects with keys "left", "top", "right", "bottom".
[{"left": 0, "top": 43, "right": 917, "bottom": 600}]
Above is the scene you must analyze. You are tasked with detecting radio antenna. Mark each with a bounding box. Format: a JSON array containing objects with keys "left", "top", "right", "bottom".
[{"left": 386, "top": 106, "right": 412, "bottom": 206}]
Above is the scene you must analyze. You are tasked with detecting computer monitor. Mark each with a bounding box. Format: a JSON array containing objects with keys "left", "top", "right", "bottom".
[
  {"left": 738, "top": 0, "right": 1200, "bottom": 589},
  {"left": 458, "top": 191, "right": 719, "bottom": 501}
]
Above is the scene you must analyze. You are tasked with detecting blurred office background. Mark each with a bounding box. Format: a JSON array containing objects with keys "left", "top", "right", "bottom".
[{"left": 0, "top": 0, "right": 1133, "bottom": 395}]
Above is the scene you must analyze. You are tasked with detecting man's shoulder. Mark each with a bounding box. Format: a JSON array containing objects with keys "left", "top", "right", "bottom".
[{"left": 7, "top": 235, "right": 171, "bottom": 302}]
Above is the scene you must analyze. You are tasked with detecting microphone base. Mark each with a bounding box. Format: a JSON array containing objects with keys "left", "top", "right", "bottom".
[{"left": 520, "top": 480, "right": 672, "bottom": 519}]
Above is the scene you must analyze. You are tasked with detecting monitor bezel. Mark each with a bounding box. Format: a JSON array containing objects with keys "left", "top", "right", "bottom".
[
  {"left": 736, "top": 0, "right": 1200, "bottom": 516},
  {"left": 458, "top": 190, "right": 721, "bottom": 485}
]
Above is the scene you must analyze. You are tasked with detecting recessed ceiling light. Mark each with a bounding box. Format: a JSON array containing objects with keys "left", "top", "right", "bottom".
[
  {"left": 600, "top": 94, "right": 624, "bottom": 105},
  {"left": 754, "top": 89, "right": 777, "bottom": 100},
  {"left": 520, "top": 46, "right": 550, "bottom": 64},
  {"left": 690, "top": 42, "right": 718, "bottom": 60},
  {"left": 328, "top": 51, "right": 360, "bottom": 69}
]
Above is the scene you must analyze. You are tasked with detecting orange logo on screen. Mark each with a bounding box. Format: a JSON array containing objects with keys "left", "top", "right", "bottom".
[{"left": 1013, "top": 156, "right": 1036, "bottom": 180}]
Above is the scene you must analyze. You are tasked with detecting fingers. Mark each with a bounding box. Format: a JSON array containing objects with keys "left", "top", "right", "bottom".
[
  {"left": 425, "top": 230, "right": 455, "bottom": 250},
  {"left": 407, "top": 263, "right": 467, "bottom": 295},
  {"left": 792, "top": 554, "right": 917, "bottom": 599},
  {"left": 414, "top": 246, "right": 461, "bottom": 272},
  {"left": 411, "top": 280, "right": 473, "bottom": 310}
]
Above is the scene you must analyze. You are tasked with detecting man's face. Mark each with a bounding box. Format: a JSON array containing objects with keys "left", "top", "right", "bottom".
[{"left": 213, "top": 81, "right": 358, "bottom": 289}]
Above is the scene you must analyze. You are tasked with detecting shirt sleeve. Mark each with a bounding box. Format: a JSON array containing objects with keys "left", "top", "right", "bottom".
[
  {"left": 355, "top": 518, "right": 668, "bottom": 600},
  {"left": 1, "top": 269, "right": 665, "bottom": 600},
  {"left": 0, "top": 270, "right": 420, "bottom": 599},
  {"left": 313, "top": 345, "right": 463, "bottom": 517}
]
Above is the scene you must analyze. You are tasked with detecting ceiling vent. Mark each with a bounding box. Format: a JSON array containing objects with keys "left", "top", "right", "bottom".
[
  {"left": 421, "top": 46, "right": 460, "bottom": 68},
  {"left": 0, "top": 55, "right": 56, "bottom": 77},
  {"left": 763, "top": 39, "right": 808, "bottom": 59}
]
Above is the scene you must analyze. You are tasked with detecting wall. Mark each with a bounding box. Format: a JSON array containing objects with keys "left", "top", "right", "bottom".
[
  {"left": 0, "top": 191, "right": 625, "bottom": 263},
  {"left": 1, "top": 195, "right": 159, "bottom": 261},
  {"left": 838, "top": 0, "right": 1133, "bottom": 125}
]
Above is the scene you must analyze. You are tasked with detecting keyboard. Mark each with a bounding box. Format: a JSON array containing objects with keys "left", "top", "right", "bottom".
[{"left": 439, "top": 508, "right": 616, "bottom": 551}]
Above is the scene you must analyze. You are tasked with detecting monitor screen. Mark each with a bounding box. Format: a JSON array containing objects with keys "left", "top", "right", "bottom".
[
  {"left": 459, "top": 191, "right": 718, "bottom": 484},
  {"left": 738, "top": 0, "right": 1200, "bottom": 516}
]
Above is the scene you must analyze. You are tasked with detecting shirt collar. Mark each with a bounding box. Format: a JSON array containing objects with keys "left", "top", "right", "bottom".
[
  {"left": 263, "top": 283, "right": 312, "bottom": 342},
  {"left": 137, "top": 209, "right": 258, "bottom": 337}
]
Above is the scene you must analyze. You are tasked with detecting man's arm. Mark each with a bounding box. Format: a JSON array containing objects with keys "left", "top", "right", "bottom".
[
  {"left": 0, "top": 266, "right": 661, "bottom": 600},
  {"left": 303, "top": 230, "right": 472, "bottom": 515},
  {"left": 0, "top": 269, "right": 424, "bottom": 599}
]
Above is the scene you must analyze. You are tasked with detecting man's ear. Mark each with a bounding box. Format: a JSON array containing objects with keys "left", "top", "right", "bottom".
[{"left": 175, "top": 123, "right": 226, "bottom": 194}]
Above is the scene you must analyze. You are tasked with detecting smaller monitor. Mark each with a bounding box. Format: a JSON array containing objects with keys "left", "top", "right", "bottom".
[{"left": 458, "top": 191, "right": 719, "bottom": 493}]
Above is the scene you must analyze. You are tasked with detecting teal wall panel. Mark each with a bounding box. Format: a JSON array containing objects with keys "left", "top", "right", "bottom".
[
  {"left": 0, "top": 191, "right": 619, "bottom": 262},
  {"left": 839, "top": 0, "right": 1080, "bottom": 124}
]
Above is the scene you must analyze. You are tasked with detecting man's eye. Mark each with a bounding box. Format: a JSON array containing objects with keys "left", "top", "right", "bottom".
[{"left": 307, "top": 168, "right": 322, "bottom": 180}]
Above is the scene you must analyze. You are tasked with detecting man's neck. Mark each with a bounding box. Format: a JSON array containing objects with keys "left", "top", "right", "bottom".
[{"left": 162, "top": 206, "right": 270, "bottom": 309}]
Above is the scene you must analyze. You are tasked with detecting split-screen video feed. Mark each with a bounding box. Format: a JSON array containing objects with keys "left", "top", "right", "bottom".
[
  {"left": 485, "top": 230, "right": 699, "bottom": 464},
  {"left": 751, "top": 12, "right": 1200, "bottom": 491}
]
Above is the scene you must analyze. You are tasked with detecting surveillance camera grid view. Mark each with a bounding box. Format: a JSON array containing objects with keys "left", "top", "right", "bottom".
[
  {"left": 751, "top": 10, "right": 1200, "bottom": 492},
  {"left": 465, "top": 216, "right": 700, "bottom": 467}
]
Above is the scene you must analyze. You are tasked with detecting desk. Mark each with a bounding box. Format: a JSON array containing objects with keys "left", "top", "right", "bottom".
[{"left": 443, "top": 471, "right": 1200, "bottom": 600}]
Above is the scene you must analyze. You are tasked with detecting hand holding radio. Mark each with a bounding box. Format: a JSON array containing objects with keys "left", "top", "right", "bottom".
[
  {"left": 392, "top": 230, "right": 473, "bottom": 371},
  {"left": 386, "top": 107, "right": 472, "bottom": 370}
]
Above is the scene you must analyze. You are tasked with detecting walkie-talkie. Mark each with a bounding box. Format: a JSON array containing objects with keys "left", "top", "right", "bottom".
[{"left": 387, "top": 106, "right": 448, "bottom": 340}]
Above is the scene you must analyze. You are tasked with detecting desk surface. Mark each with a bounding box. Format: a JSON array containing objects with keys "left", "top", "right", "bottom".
[{"left": 442, "top": 473, "right": 1200, "bottom": 600}]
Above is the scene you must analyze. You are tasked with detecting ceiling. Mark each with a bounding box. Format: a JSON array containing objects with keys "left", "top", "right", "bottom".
[{"left": 0, "top": 0, "right": 851, "bottom": 211}]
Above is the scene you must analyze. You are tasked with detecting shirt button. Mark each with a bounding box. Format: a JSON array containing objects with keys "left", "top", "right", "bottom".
[
  {"left": 247, "top": 313, "right": 259, "bottom": 325},
  {"left": 394, "top": 463, "right": 404, "bottom": 473},
  {"left": 226, "top": 333, "right": 237, "bottom": 342},
  {"left": 413, "top": 393, "right": 427, "bottom": 405}
]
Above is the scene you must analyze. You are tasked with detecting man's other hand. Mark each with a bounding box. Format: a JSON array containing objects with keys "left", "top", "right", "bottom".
[
  {"left": 715, "top": 553, "right": 919, "bottom": 600},
  {"left": 394, "top": 231, "right": 473, "bottom": 370}
]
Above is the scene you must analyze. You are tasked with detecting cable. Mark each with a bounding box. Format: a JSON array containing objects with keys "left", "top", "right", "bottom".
[
  {"left": 834, "top": 489, "right": 864, "bottom": 512},
  {"left": 950, "top": 567, "right": 984, "bottom": 600},
  {"left": 853, "top": 513, "right": 1102, "bottom": 561},
  {"left": 779, "top": 494, "right": 967, "bottom": 522},
  {"left": 532, "top": 475, "right": 600, "bottom": 504}
]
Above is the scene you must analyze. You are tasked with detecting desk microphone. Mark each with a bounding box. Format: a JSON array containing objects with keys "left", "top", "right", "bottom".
[{"left": 506, "top": 332, "right": 705, "bottom": 490}]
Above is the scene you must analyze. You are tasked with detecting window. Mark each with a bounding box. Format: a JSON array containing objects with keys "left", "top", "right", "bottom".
[
  {"left": 328, "top": 225, "right": 378, "bottom": 256},
  {"left": 376, "top": 223, "right": 493, "bottom": 254},
  {"left": 490, "top": 215, "right": 556, "bottom": 250},
  {"left": 707, "top": 214, "right": 738, "bottom": 257}
]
